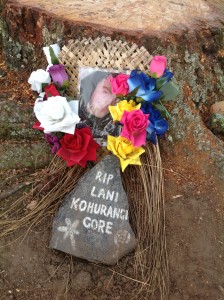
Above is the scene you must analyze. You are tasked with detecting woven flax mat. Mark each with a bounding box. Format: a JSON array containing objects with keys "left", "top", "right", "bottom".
[
  {"left": 59, "top": 37, "right": 169, "bottom": 299},
  {"left": 59, "top": 36, "right": 152, "bottom": 97}
]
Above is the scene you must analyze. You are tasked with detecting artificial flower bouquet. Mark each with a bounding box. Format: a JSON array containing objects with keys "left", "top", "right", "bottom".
[
  {"left": 29, "top": 44, "right": 100, "bottom": 168},
  {"left": 28, "top": 44, "right": 179, "bottom": 171}
]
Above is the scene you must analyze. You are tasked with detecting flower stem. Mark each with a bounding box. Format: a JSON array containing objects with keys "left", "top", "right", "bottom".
[{"left": 159, "top": 100, "right": 171, "bottom": 118}]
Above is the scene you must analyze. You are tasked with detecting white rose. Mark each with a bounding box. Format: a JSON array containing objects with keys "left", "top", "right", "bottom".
[
  {"left": 34, "top": 96, "right": 80, "bottom": 134},
  {"left": 43, "top": 44, "right": 60, "bottom": 65},
  {"left": 28, "top": 69, "right": 51, "bottom": 93}
]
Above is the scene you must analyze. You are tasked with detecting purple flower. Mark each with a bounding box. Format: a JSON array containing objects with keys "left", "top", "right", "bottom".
[
  {"left": 44, "top": 133, "right": 61, "bottom": 154},
  {"left": 48, "top": 64, "right": 68, "bottom": 86}
]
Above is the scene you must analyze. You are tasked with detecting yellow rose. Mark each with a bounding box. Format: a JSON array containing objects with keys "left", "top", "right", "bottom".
[
  {"left": 109, "top": 100, "right": 141, "bottom": 121},
  {"left": 107, "top": 135, "right": 145, "bottom": 172}
]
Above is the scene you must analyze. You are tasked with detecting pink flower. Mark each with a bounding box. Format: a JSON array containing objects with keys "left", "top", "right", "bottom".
[
  {"left": 120, "top": 110, "right": 149, "bottom": 147},
  {"left": 110, "top": 74, "right": 130, "bottom": 96},
  {"left": 149, "top": 56, "right": 167, "bottom": 78}
]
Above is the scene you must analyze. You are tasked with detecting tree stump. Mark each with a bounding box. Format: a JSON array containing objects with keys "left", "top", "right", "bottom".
[{"left": 1, "top": 1, "right": 224, "bottom": 299}]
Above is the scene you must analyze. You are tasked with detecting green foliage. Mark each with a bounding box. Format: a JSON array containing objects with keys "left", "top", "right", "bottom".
[
  {"left": 58, "top": 80, "right": 69, "bottom": 94},
  {"left": 156, "top": 77, "right": 169, "bottom": 90},
  {"left": 153, "top": 101, "right": 171, "bottom": 119},
  {"left": 41, "top": 82, "right": 49, "bottom": 91},
  {"left": 160, "top": 82, "right": 179, "bottom": 101},
  {"left": 126, "top": 86, "right": 139, "bottom": 99},
  {"left": 66, "top": 96, "right": 74, "bottom": 102},
  {"left": 51, "top": 132, "right": 64, "bottom": 139},
  {"left": 49, "top": 46, "right": 60, "bottom": 65},
  {"left": 151, "top": 72, "right": 158, "bottom": 79}
]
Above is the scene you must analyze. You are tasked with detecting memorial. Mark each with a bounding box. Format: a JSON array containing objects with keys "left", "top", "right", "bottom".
[{"left": 50, "top": 155, "right": 137, "bottom": 265}]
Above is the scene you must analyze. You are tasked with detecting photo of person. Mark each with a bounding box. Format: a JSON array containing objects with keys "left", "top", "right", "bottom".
[{"left": 78, "top": 67, "right": 123, "bottom": 139}]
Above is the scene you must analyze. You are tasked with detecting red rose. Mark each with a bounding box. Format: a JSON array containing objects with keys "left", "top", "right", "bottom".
[
  {"left": 44, "top": 83, "right": 60, "bottom": 98},
  {"left": 57, "top": 127, "right": 100, "bottom": 167}
]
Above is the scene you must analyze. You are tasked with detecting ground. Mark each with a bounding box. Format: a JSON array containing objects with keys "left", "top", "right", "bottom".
[{"left": 0, "top": 44, "right": 224, "bottom": 300}]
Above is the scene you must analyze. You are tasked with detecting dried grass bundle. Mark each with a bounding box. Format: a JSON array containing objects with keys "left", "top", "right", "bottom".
[
  {"left": 123, "top": 142, "right": 169, "bottom": 299},
  {"left": 0, "top": 157, "right": 86, "bottom": 239}
]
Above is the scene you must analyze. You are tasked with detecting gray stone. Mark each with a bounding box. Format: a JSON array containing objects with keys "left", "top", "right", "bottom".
[
  {"left": 50, "top": 155, "right": 137, "bottom": 265},
  {"left": 72, "top": 271, "right": 92, "bottom": 291}
]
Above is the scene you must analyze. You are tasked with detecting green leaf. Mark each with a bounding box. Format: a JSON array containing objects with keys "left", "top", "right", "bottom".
[
  {"left": 126, "top": 86, "right": 139, "bottom": 99},
  {"left": 66, "top": 96, "right": 74, "bottom": 102},
  {"left": 151, "top": 72, "right": 158, "bottom": 79},
  {"left": 87, "top": 161, "right": 95, "bottom": 169},
  {"left": 49, "top": 46, "right": 60, "bottom": 65},
  {"left": 46, "top": 91, "right": 53, "bottom": 98},
  {"left": 160, "top": 81, "right": 179, "bottom": 102},
  {"left": 135, "top": 97, "right": 144, "bottom": 103},
  {"left": 156, "top": 77, "right": 168, "bottom": 90},
  {"left": 58, "top": 82, "right": 69, "bottom": 95},
  {"left": 54, "top": 132, "right": 64, "bottom": 139},
  {"left": 62, "top": 80, "right": 69, "bottom": 89},
  {"left": 41, "top": 82, "right": 49, "bottom": 91},
  {"left": 153, "top": 101, "right": 171, "bottom": 119}
]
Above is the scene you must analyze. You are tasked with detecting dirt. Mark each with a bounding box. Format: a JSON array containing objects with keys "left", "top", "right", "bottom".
[
  {"left": 163, "top": 145, "right": 224, "bottom": 299},
  {"left": 0, "top": 46, "right": 224, "bottom": 300}
]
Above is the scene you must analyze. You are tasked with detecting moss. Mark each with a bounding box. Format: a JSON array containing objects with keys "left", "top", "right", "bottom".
[
  {"left": 0, "top": 102, "right": 42, "bottom": 140},
  {"left": 1, "top": 20, "right": 36, "bottom": 69},
  {"left": 42, "top": 22, "right": 64, "bottom": 46},
  {"left": 0, "top": 141, "right": 51, "bottom": 170},
  {"left": 210, "top": 113, "right": 224, "bottom": 133}
]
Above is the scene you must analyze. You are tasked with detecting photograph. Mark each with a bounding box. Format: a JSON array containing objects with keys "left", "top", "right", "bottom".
[{"left": 78, "top": 67, "right": 123, "bottom": 139}]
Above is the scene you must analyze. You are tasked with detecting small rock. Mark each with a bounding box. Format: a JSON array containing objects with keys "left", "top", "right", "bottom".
[
  {"left": 210, "top": 101, "right": 224, "bottom": 115},
  {"left": 26, "top": 200, "right": 37, "bottom": 210},
  {"left": 210, "top": 113, "right": 224, "bottom": 134},
  {"left": 72, "top": 270, "right": 92, "bottom": 291}
]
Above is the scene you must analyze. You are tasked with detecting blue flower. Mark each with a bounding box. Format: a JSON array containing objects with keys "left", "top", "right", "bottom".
[
  {"left": 127, "top": 70, "right": 162, "bottom": 102},
  {"left": 141, "top": 102, "right": 169, "bottom": 144},
  {"left": 162, "top": 68, "right": 173, "bottom": 82}
]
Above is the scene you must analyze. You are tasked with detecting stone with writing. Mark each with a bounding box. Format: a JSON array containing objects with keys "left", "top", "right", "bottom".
[{"left": 50, "top": 155, "right": 137, "bottom": 265}]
